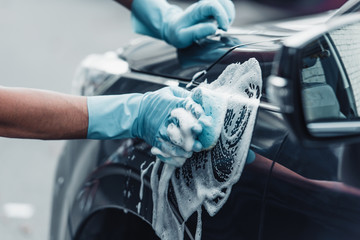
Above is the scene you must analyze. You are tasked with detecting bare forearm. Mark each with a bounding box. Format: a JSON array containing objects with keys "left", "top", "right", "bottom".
[{"left": 0, "top": 87, "right": 88, "bottom": 139}]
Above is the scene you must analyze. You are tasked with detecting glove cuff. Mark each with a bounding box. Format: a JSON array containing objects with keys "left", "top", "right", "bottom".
[
  {"left": 131, "top": 91, "right": 162, "bottom": 143},
  {"left": 87, "top": 94, "right": 143, "bottom": 139}
]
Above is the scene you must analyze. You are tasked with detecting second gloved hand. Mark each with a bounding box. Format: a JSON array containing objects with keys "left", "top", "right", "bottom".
[{"left": 131, "top": 0, "right": 235, "bottom": 48}]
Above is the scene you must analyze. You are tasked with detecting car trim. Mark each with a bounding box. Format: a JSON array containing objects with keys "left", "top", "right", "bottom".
[
  {"left": 99, "top": 70, "right": 282, "bottom": 115},
  {"left": 284, "top": 13, "right": 360, "bottom": 49},
  {"left": 94, "top": 71, "right": 188, "bottom": 95},
  {"left": 308, "top": 121, "right": 360, "bottom": 136},
  {"left": 125, "top": 71, "right": 282, "bottom": 113}
]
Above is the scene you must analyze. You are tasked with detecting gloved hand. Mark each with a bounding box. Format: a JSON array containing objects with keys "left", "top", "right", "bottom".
[
  {"left": 246, "top": 149, "right": 256, "bottom": 164},
  {"left": 131, "top": 0, "right": 235, "bottom": 48},
  {"left": 87, "top": 87, "right": 207, "bottom": 166}
]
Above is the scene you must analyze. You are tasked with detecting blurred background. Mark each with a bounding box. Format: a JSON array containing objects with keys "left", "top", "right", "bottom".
[
  {"left": 0, "top": 0, "right": 345, "bottom": 239},
  {"left": 0, "top": 1, "right": 135, "bottom": 239}
]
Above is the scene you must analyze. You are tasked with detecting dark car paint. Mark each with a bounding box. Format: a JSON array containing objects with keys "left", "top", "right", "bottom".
[{"left": 51, "top": 15, "right": 360, "bottom": 240}]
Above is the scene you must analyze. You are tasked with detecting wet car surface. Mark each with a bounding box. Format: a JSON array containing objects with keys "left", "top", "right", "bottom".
[{"left": 50, "top": 3, "right": 360, "bottom": 240}]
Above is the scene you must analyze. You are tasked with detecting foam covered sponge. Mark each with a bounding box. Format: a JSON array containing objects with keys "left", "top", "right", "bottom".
[{"left": 191, "top": 87, "right": 227, "bottom": 150}]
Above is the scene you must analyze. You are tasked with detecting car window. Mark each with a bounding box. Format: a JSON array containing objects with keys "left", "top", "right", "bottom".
[
  {"left": 300, "top": 34, "right": 358, "bottom": 123},
  {"left": 329, "top": 22, "right": 360, "bottom": 115},
  {"left": 261, "top": 20, "right": 360, "bottom": 239}
]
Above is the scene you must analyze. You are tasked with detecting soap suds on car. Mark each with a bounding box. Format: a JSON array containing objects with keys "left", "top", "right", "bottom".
[{"left": 148, "top": 58, "right": 262, "bottom": 240}]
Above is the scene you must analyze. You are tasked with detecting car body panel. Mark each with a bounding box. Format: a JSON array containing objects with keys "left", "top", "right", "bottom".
[{"left": 51, "top": 6, "right": 360, "bottom": 240}]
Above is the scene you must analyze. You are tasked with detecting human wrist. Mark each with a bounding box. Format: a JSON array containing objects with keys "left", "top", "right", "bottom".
[
  {"left": 130, "top": 93, "right": 146, "bottom": 139},
  {"left": 87, "top": 94, "right": 143, "bottom": 139}
]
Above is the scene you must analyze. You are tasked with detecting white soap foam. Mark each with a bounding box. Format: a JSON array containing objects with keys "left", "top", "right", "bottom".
[
  {"left": 151, "top": 97, "right": 211, "bottom": 167},
  {"left": 151, "top": 146, "right": 188, "bottom": 167},
  {"left": 192, "top": 87, "right": 228, "bottom": 150},
  {"left": 136, "top": 202, "right": 141, "bottom": 214},
  {"left": 151, "top": 146, "right": 171, "bottom": 158},
  {"left": 139, "top": 161, "right": 155, "bottom": 200},
  {"left": 168, "top": 108, "right": 199, "bottom": 152},
  {"left": 149, "top": 58, "right": 262, "bottom": 240},
  {"left": 151, "top": 161, "right": 184, "bottom": 239},
  {"left": 167, "top": 123, "right": 183, "bottom": 147},
  {"left": 195, "top": 208, "right": 202, "bottom": 240},
  {"left": 185, "top": 98, "right": 205, "bottom": 117},
  {"left": 137, "top": 161, "right": 155, "bottom": 215}
]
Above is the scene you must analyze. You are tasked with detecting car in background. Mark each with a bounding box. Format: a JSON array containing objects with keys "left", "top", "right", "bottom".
[{"left": 50, "top": 1, "right": 360, "bottom": 239}]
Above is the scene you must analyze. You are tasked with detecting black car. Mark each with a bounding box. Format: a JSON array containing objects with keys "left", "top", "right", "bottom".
[{"left": 50, "top": 1, "right": 360, "bottom": 239}]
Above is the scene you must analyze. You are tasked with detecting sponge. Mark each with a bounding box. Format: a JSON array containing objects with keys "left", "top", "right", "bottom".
[{"left": 191, "top": 87, "right": 228, "bottom": 150}]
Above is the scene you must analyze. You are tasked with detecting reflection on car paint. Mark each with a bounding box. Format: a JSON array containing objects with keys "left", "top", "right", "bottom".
[{"left": 149, "top": 59, "right": 262, "bottom": 239}]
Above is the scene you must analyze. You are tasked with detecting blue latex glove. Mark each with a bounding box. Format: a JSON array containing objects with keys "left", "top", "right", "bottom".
[
  {"left": 131, "top": 0, "right": 235, "bottom": 48},
  {"left": 87, "top": 87, "right": 206, "bottom": 165},
  {"left": 246, "top": 149, "right": 256, "bottom": 164}
]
